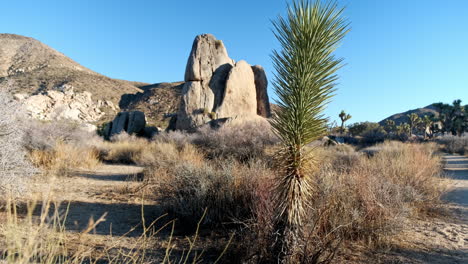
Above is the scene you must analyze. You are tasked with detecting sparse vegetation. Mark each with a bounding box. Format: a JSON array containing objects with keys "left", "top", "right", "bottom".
[{"left": 437, "top": 135, "right": 468, "bottom": 155}]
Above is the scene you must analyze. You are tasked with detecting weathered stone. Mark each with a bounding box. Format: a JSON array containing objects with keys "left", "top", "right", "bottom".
[
  {"left": 127, "top": 111, "right": 146, "bottom": 134},
  {"left": 184, "top": 34, "right": 234, "bottom": 82},
  {"left": 110, "top": 112, "right": 129, "bottom": 136},
  {"left": 19, "top": 87, "right": 104, "bottom": 123},
  {"left": 175, "top": 34, "right": 271, "bottom": 131},
  {"left": 252, "top": 65, "right": 271, "bottom": 118},
  {"left": 176, "top": 82, "right": 209, "bottom": 130},
  {"left": 216, "top": 60, "right": 257, "bottom": 119}
]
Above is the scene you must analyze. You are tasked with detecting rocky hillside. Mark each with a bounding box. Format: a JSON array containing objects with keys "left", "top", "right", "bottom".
[
  {"left": 0, "top": 33, "right": 272, "bottom": 129},
  {"left": 0, "top": 34, "right": 144, "bottom": 115},
  {"left": 119, "top": 82, "right": 184, "bottom": 127},
  {"left": 379, "top": 104, "right": 440, "bottom": 125}
]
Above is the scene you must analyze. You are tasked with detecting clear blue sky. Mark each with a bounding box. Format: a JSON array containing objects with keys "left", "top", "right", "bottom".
[{"left": 1, "top": 0, "right": 467, "bottom": 123}]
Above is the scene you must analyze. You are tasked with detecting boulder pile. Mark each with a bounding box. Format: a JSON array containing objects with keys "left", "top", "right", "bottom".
[
  {"left": 103, "top": 111, "right": 159, "bottom": 139},
  {"left": 175, "top": 34, "right": 271, "bottom": 130},
  {"left": 14, "top": 86, "right": 114, "bottom": 123}
]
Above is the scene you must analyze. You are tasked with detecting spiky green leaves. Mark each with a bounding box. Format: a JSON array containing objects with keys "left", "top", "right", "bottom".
[{"left": 270, "top": 0, "right": 349, "bottom": 229}]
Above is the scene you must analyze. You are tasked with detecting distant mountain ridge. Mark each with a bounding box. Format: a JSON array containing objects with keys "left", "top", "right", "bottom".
[{"left": 379, "top": 104, "right": 440, "bottom": 125}]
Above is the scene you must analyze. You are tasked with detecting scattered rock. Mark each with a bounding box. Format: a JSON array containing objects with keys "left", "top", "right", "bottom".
[
  {"left": 110, "top": 112, "right": 129, "bottom": 136},
  {"left": 18, "top": 87, "right": 104, "bottom": 123}
]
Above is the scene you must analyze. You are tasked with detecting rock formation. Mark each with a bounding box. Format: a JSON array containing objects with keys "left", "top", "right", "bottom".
[
  {"left": 252, "top": 65, "right": 271, "bottom": 118},
  {"left": 14, "top": 86, "right": 112, "bottom": 123},
  {"left": 175, "top": 34, "right": 271, "bottom": 130},
  {"left": 104, "top": 110, "right": 159, "bottom": 139}
]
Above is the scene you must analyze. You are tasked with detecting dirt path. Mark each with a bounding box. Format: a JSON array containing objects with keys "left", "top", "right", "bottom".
[
  {"left": 26, "top": 164, "right": 218, "bottom": 261},
  {"left": 25, "top": 164, "right": 168, "bottom": 259},
  {"left": 370, "top": 154, "right": 468, "bottom": 263}
]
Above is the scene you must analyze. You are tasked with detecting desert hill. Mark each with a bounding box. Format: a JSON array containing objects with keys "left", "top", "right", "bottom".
[
  {"left": 119, "top": 82, "right": 184, "bottom": 127},
  {"left": 379, "top": 104, "right": 440, "bottom": 125},
  {"left": 0, "top": 33, "right": 272, "bottom": 128},
  {"left": 0, "top": 33, "right": 145, "bottom": 111}
]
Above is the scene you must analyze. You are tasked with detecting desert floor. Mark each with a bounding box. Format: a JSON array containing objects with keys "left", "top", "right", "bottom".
[{"left": 5, "top": 154, "right": 467, "bottom": 263}]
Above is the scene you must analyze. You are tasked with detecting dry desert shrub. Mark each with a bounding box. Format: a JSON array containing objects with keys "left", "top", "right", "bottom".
[
  {"left": 23, "top": 119, "right": 102, "bottom": 151},
  {"left": 191, "top": 119, "right": 278, "bottom": 161},
  {"left": 153, "top": 157, "right": 274, "bottom": 229},
  {"left": 0, "top": 196, "right": 228, "bottom": 264},
  {"left": 29, "top": 141, "right": 100, "bottom": 176},
  {"left": 241, "top": 141, "right": 444, "bottom": 262},
  {"left": 0, "top": 91, "right": 36, "bottom": 195},
  {"left": 437, "top": 134, "right": 468, "bottom": 155}
]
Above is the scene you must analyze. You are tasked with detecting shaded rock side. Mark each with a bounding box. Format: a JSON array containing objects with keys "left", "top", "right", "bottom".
[
  {"left": 110, "top": 112, "right": 130, "bottom": 136},
  {"left": 252, "top": 65, "right": 271, "bottom": 118},
  {"left": 106, "top": 111, "right": 148, "bottom": 138},
  {"left": 127, "top": 111, "right": 146, "bottom": 134}
]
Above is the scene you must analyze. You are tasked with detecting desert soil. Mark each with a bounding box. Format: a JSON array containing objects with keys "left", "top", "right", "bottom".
[
  {"left": 360, "top": 154, "right": 468, "bottom": 263},
  {"left": 5, "top": 154, "right": 467, "bottom": 263},
  {"left": 24, "top": 164, "right": 222, "bottom": 262}
]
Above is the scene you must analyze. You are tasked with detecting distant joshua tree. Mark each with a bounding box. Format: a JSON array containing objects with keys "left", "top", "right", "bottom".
[
  {"left": 397, "top": 122, "right": 411, "bottom": 136},
  {"left": 433, "top": 99, "right": 467, "bottom": 136},
  {"left": 339, "top": 110, "right": 352, "bottom": 134},
  {"left": 407, "top": 113, "right": 420, "bottom": 136},
  {"left": 421, "top": 114, "right": 435, "bottom": 139},
  {"left": 384, "top": 119, "right": 396, "bottom": 133},
  {"left": 269, "top": 0, "right": 349, "bottom": 260}
]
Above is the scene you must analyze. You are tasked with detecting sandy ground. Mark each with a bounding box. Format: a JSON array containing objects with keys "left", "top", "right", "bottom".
[
  {"left": 366, "top": 154, "right": 468, "bottom": 263},
  {"left": 3, "top": 154, "right": 467, "bottom": 263}
]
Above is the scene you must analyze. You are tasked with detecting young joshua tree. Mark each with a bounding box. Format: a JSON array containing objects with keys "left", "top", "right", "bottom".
[
  {"left": 339, "top": 110, "right": 352, "bottom": 134},
  {"left": 407, "top": 113, "right": 420, "bottom": 136},
  {"left": 270, "top": 0, "right": 348, "bottom": 260}
]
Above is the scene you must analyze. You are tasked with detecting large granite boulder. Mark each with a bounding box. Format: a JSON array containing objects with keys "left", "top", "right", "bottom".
[
  {"left": 216, "top": 60, "right": 257, "bottom": 119},
  {"left": 175, "top": 34, "right": 271, "bottom": 131}
]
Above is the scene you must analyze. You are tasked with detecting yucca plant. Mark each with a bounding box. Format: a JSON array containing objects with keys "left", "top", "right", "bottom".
[{"left": 270, "top": 0, "right": 349, "bottom": 260}]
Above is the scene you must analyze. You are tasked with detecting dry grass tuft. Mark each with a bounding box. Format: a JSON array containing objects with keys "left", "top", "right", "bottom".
[{"left": 29, "top": 141, "right": 100, "bottom": 176}]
